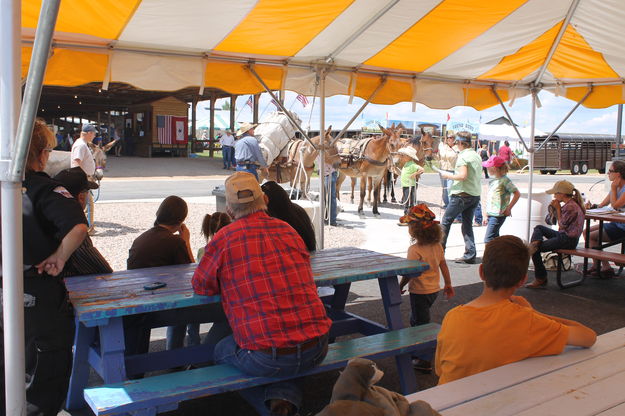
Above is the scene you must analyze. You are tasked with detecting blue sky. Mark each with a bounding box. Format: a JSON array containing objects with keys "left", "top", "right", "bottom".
[{"left": 199, "top": 90, "right": 623, "bottom": 135}]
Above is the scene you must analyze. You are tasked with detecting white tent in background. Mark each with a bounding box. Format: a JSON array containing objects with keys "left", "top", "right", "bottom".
[{"left": 479, "top": 124, "right": 545, "bottom": 142}]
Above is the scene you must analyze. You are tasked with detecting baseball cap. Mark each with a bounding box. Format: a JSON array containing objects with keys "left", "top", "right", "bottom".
[
  {"left": 53, "top": 167, "right": 99, "bottom": 197},
  {"left": 482, "top": 155, "right": 506, "bottom": 168},
  {"left": 82, "top": 124, "right": 97, "bottom": 133},
  {"left": 225, "top": 172, "right": 263, "bottom": 203},
  {"left": 545, "top": 180, "right": 575, "bottom": 195}
]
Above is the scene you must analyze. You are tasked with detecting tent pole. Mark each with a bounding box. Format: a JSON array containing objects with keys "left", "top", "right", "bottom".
[
  {"left": 330, "top": 76, "right": 387, "bottom": 146},
  {"left": 491, "top": 87, "right": 530, "bottom": 152},
  {"left": 527, "top": 90, "right": 537, "bottom": 241},
  {"left": 3, "top": 0, "right": 60, "bottom": 414},
  {"left": 318, "top": 68, "right": 327, "bottom": 249},
  {"left": 534, "top": 87, "right": 593, "bottom": 153},
  {"left": 247, "top": 65, "right": 316, "bottom": 149},
  {"left": 1, "top": 0, "right": 25, "bottom": 414},
  {"left": 617, "top": 104, "right": 623, "bottom": 154}
]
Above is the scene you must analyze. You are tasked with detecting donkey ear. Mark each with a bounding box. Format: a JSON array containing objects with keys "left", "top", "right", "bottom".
[
  {"left": 377, "top": 123, "right": 388, "bottom": 135},
  {"left": 325, "top": 125, "right": 333, "bottom": 136}
]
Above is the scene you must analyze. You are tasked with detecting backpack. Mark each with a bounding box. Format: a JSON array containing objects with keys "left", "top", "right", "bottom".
[{"left": 542, "top": 252, "right": 572, "bottom": 271}]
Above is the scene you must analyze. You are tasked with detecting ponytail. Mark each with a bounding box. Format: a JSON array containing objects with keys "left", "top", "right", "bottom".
[
  {"left": 572, "top": 189, "right": 586, "bottom": 213},
  {"left": 201, "top": 212, "right": 232, "bottom": 241}
]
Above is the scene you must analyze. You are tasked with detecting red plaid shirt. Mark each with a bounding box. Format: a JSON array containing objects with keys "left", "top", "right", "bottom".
[{"left": 192, "top": 211, "right": 331, "bottom": 350}]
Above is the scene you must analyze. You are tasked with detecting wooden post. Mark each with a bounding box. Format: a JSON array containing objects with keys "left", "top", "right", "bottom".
[
  {"left": 97, "top": 111, "right": 101, "bottom": 132},
  {"left": 253, "top": 93, "right": 260, "bottom": 124},
  {"left": 229, "top": 95, "right": 237, "bottom": 130},
  {"left": 209, "top": 93, "right": 216, "bottom": 158}
]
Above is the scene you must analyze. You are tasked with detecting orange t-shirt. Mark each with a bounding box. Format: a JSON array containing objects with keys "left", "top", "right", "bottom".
[
  {"left": 435, "top": 299, "right": 569, "bottom": 385},
  {"left": 407, "top": 243, "right": 444, "bottom": 295}
]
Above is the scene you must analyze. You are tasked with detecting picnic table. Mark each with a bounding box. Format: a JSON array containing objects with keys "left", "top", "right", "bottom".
[
  {"left": 407, "top": 327, "right": 625, "bottom": 415},
  {"left": 65, "top": 246, "right": 430, "bottom": 410}
]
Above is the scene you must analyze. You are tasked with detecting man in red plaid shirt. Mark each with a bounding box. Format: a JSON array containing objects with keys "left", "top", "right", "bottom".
[{"left": 192, "top": 172, "right": 331, "bottom": 416}]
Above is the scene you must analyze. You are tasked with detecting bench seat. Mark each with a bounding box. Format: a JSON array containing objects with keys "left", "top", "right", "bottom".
[
  {"left": 84, "top": 324, "right": 440, "bottom": 416},
  {"left": 554, "top": 248, "right": 625, "bottom": 288}
]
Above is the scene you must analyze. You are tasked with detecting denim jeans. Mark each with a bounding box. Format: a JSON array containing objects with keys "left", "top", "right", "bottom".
[
  {"left": 214, "top": 333, "right": 329, "bottom": 414},
  {"left": 484, "top": 216, "right": 507, "bottom": 243},
  {"left": 166, "top": 323, "right": 201, "bottom": 350},
  {"left": 236, "top": 163, "right": 258, "bottom": 180},
  {"left": 324, "top": 171, "right": 338, "bottom": 225},
  {"left": 402, "top": 186, "right": 416, "bottom": 214},
  {"left": 222, "top": 146, "right": 234, "bottom": 168},
  {"left": 441, "top": 194, "right": 481, "bottom": 260},
  {"left": 409, "top": 292, "right": 439, "bottom": 327},
  {"left": 531, "top": 225, "right": 579, "bottom": 280},
  {"left": 474, "top": 200, "right": 483, "bottom": 224}
]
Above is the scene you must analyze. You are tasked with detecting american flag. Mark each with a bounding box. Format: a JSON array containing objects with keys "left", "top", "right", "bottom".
[
  {"left": 157, "top": 115, "right": 172, "bottom": 144},
  {"left": 245, "top": 95, "right": 253, "bottom": 109},
  {"left": 296, "top": 94, "right": 309, "bottom": 108}
]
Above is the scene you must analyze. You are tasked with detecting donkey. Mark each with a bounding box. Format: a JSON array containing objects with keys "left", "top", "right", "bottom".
[
  {"left": 45, "top": 140, "right": 117, "bottom": 178},
  {"left": 336, "top": 124, "right": 403, "bottom": 217}
]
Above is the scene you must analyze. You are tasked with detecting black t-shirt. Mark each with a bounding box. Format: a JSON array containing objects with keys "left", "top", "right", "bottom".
[
  {"left": 479, "top": 148, "right": 489, "bottom": 161},
  {"left": 22, "top": 172, "right": 88, "bottom": 266},
  {"left": 127, "top": 226, "right": 191, "bottom": 270}
]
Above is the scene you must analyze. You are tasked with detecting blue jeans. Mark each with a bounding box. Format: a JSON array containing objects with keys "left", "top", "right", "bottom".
[
  {"left": 236, "top": 163, "right": 258, "bottom": 180},
  {"left": 531, "top": 225, "right": 579, "bottom": 280},
  {"left": 441, "top": 194, "right": 481, "bottom": 260},
  {"left": 474, "top": 201, "right": 483, "bottom": 224},
  {"left": 166, "top": 323, "right": 201, "bottom": 350},
  {"left": 214, "top": 333, "right": 329, "bottom": 413},
  {"left": 222, "top": 146, "right": 234, "bottom": 168},
  {"left": 484, "top": 216, "right": 507, "bottom": 243},
  {"left": 324, "top": 171, "right": 338, "bottom": 225}
]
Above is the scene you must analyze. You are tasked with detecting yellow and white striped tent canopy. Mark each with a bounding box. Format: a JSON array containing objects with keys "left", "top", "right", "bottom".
[{"left": 21, "top": 0, "right": 625, "bottom": 110}]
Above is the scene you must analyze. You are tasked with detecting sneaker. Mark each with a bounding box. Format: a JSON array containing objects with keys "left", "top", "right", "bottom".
[
  {"left": 454, "top": 257, "right": 476, "bottom": 264},
  {"left": 412, "top": 358, "right": 432, "bottom": 373},
  {"left": 397, "top": 222, "right": 408, "bottom": 226}
]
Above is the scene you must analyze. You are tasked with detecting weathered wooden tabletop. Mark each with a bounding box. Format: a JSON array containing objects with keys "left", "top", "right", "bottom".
[{"left": 65, "top": 246, "right": 429, "bottom": 325}]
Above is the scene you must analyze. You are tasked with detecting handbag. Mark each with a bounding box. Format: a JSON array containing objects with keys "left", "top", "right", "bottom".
[
  {"left": 541, "top": 252, "right": 572, "bottom": 271},
  {"left": 545, "top": 204, "right": 558, "bottom": 226}
]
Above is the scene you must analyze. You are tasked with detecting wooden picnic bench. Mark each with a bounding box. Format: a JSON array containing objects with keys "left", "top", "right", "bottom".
[
  {"left": 407, "top": 327, "right": 625, "bottom": 415},
  {"left": 554, "top": 211, "right": 625, "bottom": 288},
  {"left": 65, "top": 247, "right": 431, "bottom": 413},
  {"left": 84, "top": 324, "right": 440, "bottom": 416}
]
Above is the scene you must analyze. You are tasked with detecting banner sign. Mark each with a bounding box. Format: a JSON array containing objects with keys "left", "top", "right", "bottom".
[{"left": 447, "top": 120, "right": 479, "bottom": 134}]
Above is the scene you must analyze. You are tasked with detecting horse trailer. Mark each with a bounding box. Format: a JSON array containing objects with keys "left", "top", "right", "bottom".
[{"left": 534, "top": 134, "right": 615, "bottom": 175}]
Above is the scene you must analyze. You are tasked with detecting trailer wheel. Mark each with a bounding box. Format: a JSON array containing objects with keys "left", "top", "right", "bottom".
[
  {"left": 599, "top": 168, "right": 606, "bottom": 174},
  {"left": 549, "top": 170, "right": 557, "bottom": 175},
  {"left": 580, "top": 162, "right": 589, "bottom": 175},
  {"left": 540, "top": 170, "right": 548, "bottom": 174},
  {"left": 571, "top": 163, "right": 580, "bottom": 175}
]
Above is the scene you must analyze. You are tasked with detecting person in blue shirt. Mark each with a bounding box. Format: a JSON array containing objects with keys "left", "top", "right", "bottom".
[{"left": 234, "top": 122, "right": 267, "bottom": 181}]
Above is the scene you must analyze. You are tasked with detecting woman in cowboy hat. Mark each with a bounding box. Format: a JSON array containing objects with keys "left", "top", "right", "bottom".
[{"left": 233, "top": 122, "right": 267, "bottom": 180}]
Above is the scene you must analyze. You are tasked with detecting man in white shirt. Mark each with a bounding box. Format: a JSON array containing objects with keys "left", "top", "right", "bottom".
[
  {"left": 71, "top": 124, "right": 97, "bottom": 233},
  {"left": 219, "top": 128, "right": 236, "bottom": 170}
]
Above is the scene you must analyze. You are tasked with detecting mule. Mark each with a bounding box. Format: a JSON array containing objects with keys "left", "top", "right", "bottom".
[
  {"left": 45, "top": 140, "right": 117, "bottom": 178},
  {"left": 336, "top": 124, "right": 403, "bottom": 217}
]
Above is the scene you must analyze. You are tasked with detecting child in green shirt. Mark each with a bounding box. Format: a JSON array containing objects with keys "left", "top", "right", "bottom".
[
  {"left": 482, "top": 155, "right": 520, "bottom": 242},
  {"left": 398, "top": 147, "right": 425, "bottom": 216}
]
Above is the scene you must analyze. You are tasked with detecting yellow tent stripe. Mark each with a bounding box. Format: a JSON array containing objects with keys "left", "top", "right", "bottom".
[
  {"left": 215, "top": 0, "right": 354, "bottom": 56},
  {"left": 478, "top": 22, "right": 563, "bottom": 81},
  {"left": 365, "top": 0, "right": 526, "bottom": 72},
  {"left": 548, "top": 25, "right": 618, "bottom": 80},
  {"left": 22, "top": 0, "right": 140, "bottom": 41}
]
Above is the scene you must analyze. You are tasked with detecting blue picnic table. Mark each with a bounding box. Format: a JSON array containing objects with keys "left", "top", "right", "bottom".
[{"left": 64, "top": 246, "right": 429, "bottom": 410}]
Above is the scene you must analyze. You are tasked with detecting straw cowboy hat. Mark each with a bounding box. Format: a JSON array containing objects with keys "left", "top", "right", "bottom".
[
  {"left": 397, "top": 147, "right": 419, "bottom": 161},
  {"left": 236, "top": 122, "right": 257, "bottom": 136}
]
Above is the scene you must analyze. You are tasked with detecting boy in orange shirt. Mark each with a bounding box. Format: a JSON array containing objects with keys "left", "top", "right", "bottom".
[{"left": 435, "top": 235, "right": 596, "bottom": 385}]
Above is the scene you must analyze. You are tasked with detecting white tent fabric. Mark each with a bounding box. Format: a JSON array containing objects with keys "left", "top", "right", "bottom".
[{"left": 18, "top": 0, "right": 625, "bottom": 110}]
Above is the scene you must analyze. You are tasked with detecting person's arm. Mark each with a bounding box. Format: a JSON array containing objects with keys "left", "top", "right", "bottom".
[
  {"left": 178, "top": 223, "right": 195, "bottom": 263},
  {"left": 535, "top": 311, "right": 597, "bottom": 347},
  {"left": 503, "top": 189, "right": 521, "bottom": 217},
  {"left": 36, "top": 223, "right": 88, "bottom": 276},
  {"left": 598, "top": 192, "right": 611, "bottom": 208},
  {"left": 441, "top": 165, "right": 467, "bottom": 181},
  {"left": 399, "top": 276, "right": 410, "bottom": 294},
  {"left": 439, "top": 259, "right": 454, "bottom": 298},
  {"left": 411, "top": 164, "right": 425, "bottom": 179},
  {"left": 250, "top": 141, "right": 267, "bottom": 167},
  {"left": 609, "top": 182, "right": 625, "bottom": 210}
]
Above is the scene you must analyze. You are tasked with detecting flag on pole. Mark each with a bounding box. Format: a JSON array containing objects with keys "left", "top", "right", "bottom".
[
  {"left": 446, "top": 113, "right": 451, "bottom": 121},
  {"left": 296, "top": 94, "right": 309, "bottom": 108},
  {"left": 245, "top": 95, "right": 253, "bottom": 109}
]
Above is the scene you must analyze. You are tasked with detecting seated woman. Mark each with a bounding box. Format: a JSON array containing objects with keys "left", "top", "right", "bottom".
[
  {"left": 261, "top": 181, "right": 317, "bottom": 251},
  {"left": 526, "top": 180, "right": 585, "bottom": 288},
  {"left": 586, "top": 160, "right": 625, "bottom": 276}
]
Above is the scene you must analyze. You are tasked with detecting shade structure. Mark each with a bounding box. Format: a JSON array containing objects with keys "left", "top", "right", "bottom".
[{"left": 18, "top": 0, "right": 625, "bottom": 111}]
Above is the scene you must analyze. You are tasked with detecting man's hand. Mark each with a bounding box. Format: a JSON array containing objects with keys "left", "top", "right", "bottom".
[
  {"left": 503, "top": 207, "right": 512, "bottom": 217},
  {"left": 179, "top": 223, "right": 191, "bottom": 242},
  {"left": 510, "top": 295, "right": 531, "bottom": 308}
]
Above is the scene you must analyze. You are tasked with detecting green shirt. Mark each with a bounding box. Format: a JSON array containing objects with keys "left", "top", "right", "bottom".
[
  {"left": 449, "top": 148, "right": 482, "bottom": 196},
  {"left": 486, "top": 175, "right": 518, "bottom": 216},
  {"left": 401, "top": 160, "right": 420, "bottom": 187}
]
